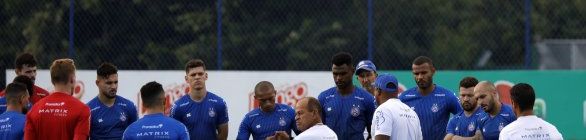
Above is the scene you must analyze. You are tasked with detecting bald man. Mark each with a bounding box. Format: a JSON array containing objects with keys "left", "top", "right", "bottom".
[
  {"left": 237, "top": 81, "right": 298, "bottom": 140},
  {"left": 268, "top": 97, "right": 337, "bottom": 140},
  {"left": 457, "top": 81, "right": 516, "bottom": 140}
]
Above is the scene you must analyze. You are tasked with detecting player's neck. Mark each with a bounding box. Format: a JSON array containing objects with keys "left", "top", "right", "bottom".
[
  {"left": 464, "top": 107, "right": 478, "bottom": 117},
  {"left": 518, "top": 110, "right": 534, "bottom": 117},
  {"left": 489, "top": 102, "right": 502, "bottom": 116},
  {"left": 189, "top": 89, "right": 207, "bottom": 102},
  {"left": 98, "top": 93, "right": 116, "bottom": 107},
  {"left": 5, "top": 105, "right": 23, "bottom": 113},
  {"left": 144, "top": 107, "right": 164, "bottom": 115},
  {"left": 418, "top": 84, "right": 435, "bottom": 96},
  {"left": 337, "top": 86, "right": 354, "bottom": 96},
  {"left": 53, "top": 84, "right": 73, "bottom": 95}
]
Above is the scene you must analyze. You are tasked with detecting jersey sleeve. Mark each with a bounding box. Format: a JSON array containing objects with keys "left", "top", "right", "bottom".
[
  {"left": 169, "top": 102, "right": 182, "bottom": 121},
  {"left": 236, "top": 115, "right": 251, "bottom": 140},
  {"left": 373, "top": 108, "right": 393, "bottom": 137},
  {"left": 449, "top": 91, "right": 463, "bottom": 115},
  {"left": 216, "top": 99, "right": 229, "bottom": 125},
  {"left": 317, "top": 93, "right": 326, "bottom": 123},
  {"left": 122, "top": 127, "right": 134, "bottom": 140},
  {"left": 127, "top": 103, "right": 139, "bottom": 124},
  {"left": 446, "top": 117, "right": 457, "bottom": 134},
  {"left": 179, "top": 124, "right": 190, "bottom": 140},
  {"left": 365, "top": 96, "right": 376, "bottom": 126},
  {"left": 74, "top": 106, "right": 91, "bottom": 140}
]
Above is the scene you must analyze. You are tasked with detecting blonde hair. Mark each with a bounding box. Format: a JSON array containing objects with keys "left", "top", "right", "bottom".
[{"left": 50, "top": 59, "right": 76, "bottom": 85}]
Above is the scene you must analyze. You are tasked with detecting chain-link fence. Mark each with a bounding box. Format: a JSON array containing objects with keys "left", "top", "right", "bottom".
[{"left": 1, "top": 0, "right": 585, "bottom": 70}]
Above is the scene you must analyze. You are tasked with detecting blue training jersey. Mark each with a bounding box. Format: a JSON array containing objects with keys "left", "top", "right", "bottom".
[
  {"left": 399, "top": 85, "right": 462, "bottom": 140},
  {"left": 476, "top": 104, "right": 516, "bottom": 140},
  {"left": 0, "top": 111, "right": 25, "bottom": 140},
  {"left": 318, "top": 87, "right": 376, "bottom": 140},
  {"left": 123, "top": 113, "right": 189, "bottom": 140},
  {"left": 446, "top": 107, "right": 485, "bottom": 137},
  {"left": 170, "top": 92, "right": 229, "bottom": 140},
  {"left": 237, "top": 104, "right": 298, "bottom": 140},
  {"left": 88, "top": 95, "right": 138, "bottom": 140}
]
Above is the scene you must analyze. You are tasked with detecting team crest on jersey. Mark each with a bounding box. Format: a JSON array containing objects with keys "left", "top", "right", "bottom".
[
  {"left": 350, "top": 105, "right": 360, "bottom": 117},
  {"left": 468, "top": 122, "right": 475, "bottom": 131},
  {"left": 498, "top": 122, "right": 504, "bottom": 131},
  {"left": 431, "top": 103, "right": 439, "bottom": 113},
  {"left": 120, "top": 112, "right": 127, "bottom": 121},
  {"left": 208, "top": 108, "right": 216, "bottom": 117},
  {"left": 279, "top": 117, "right": 286, "bottom": 126}
]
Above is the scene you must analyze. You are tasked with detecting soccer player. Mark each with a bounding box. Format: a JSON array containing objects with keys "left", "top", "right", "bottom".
[
  {"left": 0, "top": 83, "right": 29, "bottom": 140},
  {"left": 355, "top": 60, "right": 378, "bottom": 96},
  {"left": 372, "top": 74, "right": 422, "bottom": 140},
  {"left": 0, "top": 53, "right": 50, "bottom": 104},
  {"left": 467, "top": 81, "right": 516, "bottom": 140},
  {"left": 398, "top": 56, "right": 462, "bottom": 140},
  {"left": 123, "top": 81, "right": 189, "bottom": 140},
  {"left": 237, "top": 81, "right": 298, "bottom": 140},
  {"left": 87, "top": 62, "right": 138, "bottom": 139},
  {"left": 445, "top": 77, "right": 484, "bottom": 140},
  {"left": 0, "top": 75, "right": 34, "bottom": 114},
  {"left": 318, "top": 52, "right": 376, "bottom": 140},
  {"left": 267, "top": 97, "right": 337, "bottom": 140},
  {"left": 170, "top": 59, "right": 229, "bottom": 140},
  {"left": 499, "top": 83, "right": 563, "bottom": 140},
  {"left": 25, "top": 58, "right": 91, "bottom": 140}
]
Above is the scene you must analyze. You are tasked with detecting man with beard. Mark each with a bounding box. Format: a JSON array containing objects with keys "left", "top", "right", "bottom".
[
  {"left": 318, "top": 52, "right": 376, "bottom": 140},
  {"left": 0, "top": 53, "right": 50, "bottom": 105},
  {"left": 237, "top": 81, "right": 298, "bottom": 140},
  {"left": 465, "top": 81, "right": 516, "bottom": 140},
  {"left": 0, "top": 75, "right": 34, "bottom": 114},
  {"left": 444, "top": 77, "right": 484, "bottom": 140},
  {"left": 355, "top": 60, "right": 378, "bottom": 96},
  {"left": 87, "top": 62, "right": 138, "bottom": 139},
  {"left": 399, "top": 56, "right": 462, "bottom": 140},
  {"left": 0, "top": 83, "right": 29, "bottom": 140}
]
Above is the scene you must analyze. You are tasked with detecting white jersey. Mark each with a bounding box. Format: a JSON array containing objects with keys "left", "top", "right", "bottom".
[
  {"left": 499, "top": 115, "right": 563, "bottom": 140},
  {"left": 371, "top": 99, "right": 423, "bottom": 140},
  {"left": 294, "top": 124, "right": 338, "bottom": 140}
]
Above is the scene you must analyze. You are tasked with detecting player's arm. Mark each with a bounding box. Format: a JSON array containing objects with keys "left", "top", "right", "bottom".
[
  {"left": 128, "top": 103, "right": 139, "bottom": 123},
  {"left": 452, "top": 130, "right": 482, "bottom": 140},
  {"left": 74, "top": 106, "right": 91, "bottom": 140},
  {"left": 217, "top": 123, "right": 228, "bottom": 140},
  {"left": 236, "top": 116, "right": 251, "bottom": 140},
  {"left": 373, "top": 109, "right": 393, "bottom": 140},
  {"left": 216, "top": 100, "right": 229, "bottom": 140},
  {"left": 180, "top": 124, "right": 190, "bottom": 140},
  {"left": 444, "top": 116, "right": 457, "bottom": 140},
  {"left": 444, "top": 134, "right": 455, "bottom": 140},
  {"left": 449, "top": 92, "right": 463, "bottom": 114},
  {"left": 375, "top": 135, "right": 391, "bottom": 140},
  {"left": 366, "top": 97, "right": 377, "bottom": 139},
  {"left": 169, "top": 102, "right": 182, "bottom": 120}
]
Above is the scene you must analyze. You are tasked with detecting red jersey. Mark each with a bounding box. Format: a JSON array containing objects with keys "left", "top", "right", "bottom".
[
  {"left": 25, "top": 92, "right": 90, "bottom": 140},
  {"left": 0, "top": 85, "right": 49, "bottom": 105}
]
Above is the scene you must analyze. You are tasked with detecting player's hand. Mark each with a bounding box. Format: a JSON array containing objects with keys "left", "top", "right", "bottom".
[{"left": 274, "top": 131, "right": 290, "bottom": 140}]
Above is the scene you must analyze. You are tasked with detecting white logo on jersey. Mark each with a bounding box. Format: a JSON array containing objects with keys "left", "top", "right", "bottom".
[
  {"left": 208, "top": 108, "right": 216, "bottom": 117},
  {"left": 0, "top": 118, "right": 9, "bottom": 123},
  {"left": 325, "top": 95, "right": 335, "bottom": 99},
  {"left": 45, "top": 102, "right": 65, "bottom": 106},
  {"left": 327, "top": 107, "right": 332, "bottom": 112},
  {"left": 98, "top": 119, "right": 103, "bottom": 123},
  {"left": 279, "top": 117, "right": 286, "bottom": 126},
  {"left": 354, "top": 96, "right": 364, "bottom": 100},
  {"left": 120, "top": 112, "right": 127, "bottom": 121},
  {"left": 351, "top": 105, "right": 360, "bottom": 117},
  {"left": 142, "top": 124, "right": 163, "bottom": 129},
  {"left": 186, "top": 113, "right": 191, "bottom": 118},
  {"left": 256, "top": 124, "right": 261, "bottom": 129},
  {"left": 405, "top": 94, "right": 416, "bottom": 97},
  {"left": 117, "top": 103, "right": 127, "bottom": 106},
  {"left": 468, "top": 122, "right": 475, "bottom": 131},
  {"left": 179, "top": 102, "right": 189, "bottom": 107},
  {"left": 435, "top": 94, "right": 445, "bottom": 96},
  {"left": 498, "top": 122, "right": 504, "bottom": 131},
  {"left": 208, "top": 99, "right": 218, "bottom": 102},
  {"left": 411, "top": 107, "right": 415, "bottom": 111},
  {"left": 90, "top": 107, "right": 100, "bottom": 112},
  {"left": 431, "top": 103, "right": 439, "bottom": 113}
]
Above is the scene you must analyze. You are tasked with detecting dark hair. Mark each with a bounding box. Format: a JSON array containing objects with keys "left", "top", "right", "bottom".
[
  {"left": 510, "top": 83, "right": 535, "bottom": 112},
  {"left": 50, "top": 59, "right": 76, "bottom": 84},
  {"left": 185, "top": 59, "right": 206, "bottom": 73},
  {"left": 5, "top": 82, "right": 27, "bottom": 105},
  {"left": 140, "top": 81, "right": 164, "bottom": 108},
  {"left": 254, "top": 81, "right": 275, "bottom": 95},
  {"left": 304, "top": 97, "right": 323, "bottom": 117},
  {"left": 412, "top": 56, "right": 433, "bottom": 66},
  {"left": 331, "top": 52, "right": 353, "bottom": 67},
  {"left": 13, "top": 75, "right": 33, "bottom": 97},
  {"left": 15, "top": 53, "right": 37, "bottom": 69},
  {"left": 97, "top": 62, "right": 118, "bottom": 78},
  {"left": 459, "top": 76, "right": 479, "bottom": 88}
]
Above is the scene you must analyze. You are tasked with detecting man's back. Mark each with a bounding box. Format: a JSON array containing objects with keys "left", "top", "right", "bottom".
[
  {"left": 372, "top": 99, "right": 422, "bottom": 140},
  {"left": 123, "top": 113, "right": 189, "bottom": 140},
  {"left": 0, "top": 111, "right": 26, "bottom": 140},
  {"left": 294, "top": 124, "right": 337, "bottom": 140},
  {"left": 499, "top": 116, "right": 563, "bottom": 140},
  {"left": 25, "top": 92, "right": 90, "bottom": 140}
]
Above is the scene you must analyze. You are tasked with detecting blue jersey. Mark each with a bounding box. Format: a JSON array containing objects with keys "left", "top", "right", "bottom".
[
  {"left": 318, "top": 87, "right": 376, "bottom": 140},
  {"left": 123, "top": 113, "right": 189, "bottom": 140},
  {"left": 0, "top": 97, "right": 6, "bottom": 114},
  {"left": 237, "top": 104, "right": 298, "bottom": 140},
  {"left": 0, "top": 111, "right": 25, "bottom": 140},
  {"left": 87, "top": 95, "right": 138, "bottom": 140},
  {"left": 170, "top": 92, "right": 229, "bottom": 140},
  {"left": 446, "top": 107, "right": 485, "bottom": 137},
  {"left": 399, "top": 85, "right": 462, "bottom": 140},
  {"left": 476, "top": 104, "right": 516, "bottom": 140}
]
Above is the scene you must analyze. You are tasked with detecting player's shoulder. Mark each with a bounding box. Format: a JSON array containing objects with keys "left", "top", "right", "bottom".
[
  {"left": 318, "top": 87, "right": 337, "bottom": 96},
  {"left": 245, "top": 109, "right": 261, "bottom": 119},
  {"left": 433, "top": 85, "right": 456, "bottom": 96},
  {"left": 206, "top": 92, "right": 226, "bottom": 103},
  {"left": 275, "top": 104, "right": 294, "bottom": 113},
  {"left": 115, "top": 96, "right": 136, "bottom": 107},
  {"left": 33, "top": 85, "right": 49, "bottom": 93},
  {"left": 354, "top": 87, "right": 374, "bottom": 98},
  {"left": 399, "top": 87, "right": 418, "bottom": 98},
  {"left": 86, "top": 97, "right": 100, "bottom": 106},
  {"left": 173, "top": 95, "right": 191, "bottom": 106}
]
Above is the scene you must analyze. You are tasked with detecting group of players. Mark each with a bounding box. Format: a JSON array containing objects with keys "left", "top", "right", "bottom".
[{"left": 0, "top": 52, "right": 563, "bottom": 140}]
